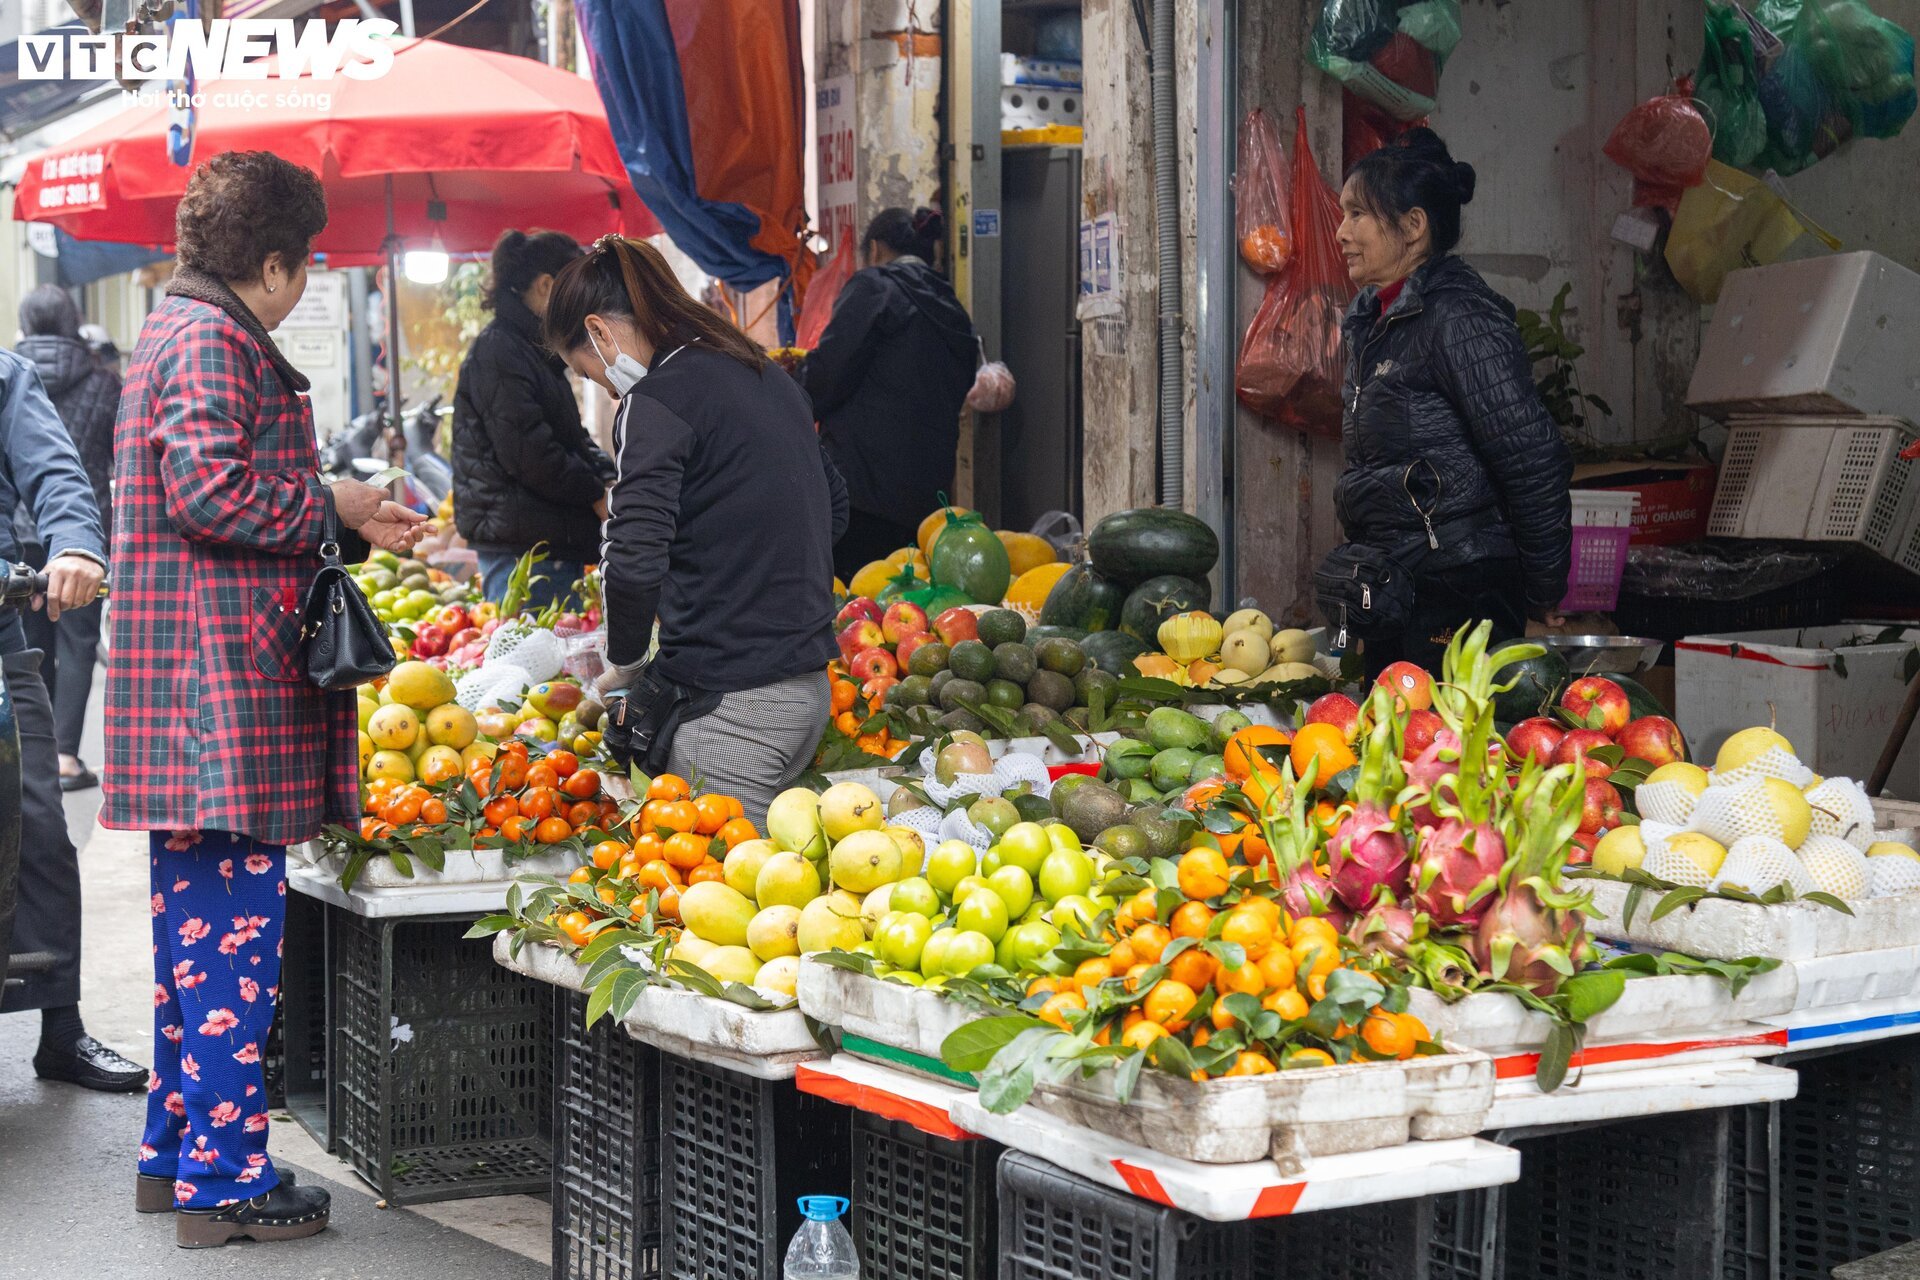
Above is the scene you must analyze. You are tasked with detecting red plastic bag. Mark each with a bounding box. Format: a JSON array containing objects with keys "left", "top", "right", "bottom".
[
  {"left": 1235, "top": 108, "right": 1358, "bottom": 438},
  {"left": 1603, "top": 77, "right": 1713, "bottom": 212},
  {"left": 1234, "top": 108, "right": 1293, "bottom": 274},
  {"left": 1343, "top": 90, "right": 1425, "bottom": 170},
  {"left": 795, "top": 228, "right": 857, "bottom": 349}
]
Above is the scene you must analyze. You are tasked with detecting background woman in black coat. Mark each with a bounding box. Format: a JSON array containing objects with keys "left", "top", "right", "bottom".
[
  {"left": 803, "top": 207, "right": 978, "bottom": 580},
  {"left": 1330, "top": 129, "right": 1572, "bottom": 677},
  {"left": 15, "top": 285, "right": 119, "bottom": 790},
  {"left": 452, "top": 229, "right": 616, "bottom": 606}
]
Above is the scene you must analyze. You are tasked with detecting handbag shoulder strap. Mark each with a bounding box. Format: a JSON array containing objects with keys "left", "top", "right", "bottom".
[{"left": 318, "top": 489, "right": 345, "bottom": 568}]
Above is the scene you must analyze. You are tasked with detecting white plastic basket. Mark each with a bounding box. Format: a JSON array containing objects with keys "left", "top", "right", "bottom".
[{"left": 1707, "top": 418, "right": 1919, "bottom": 562}]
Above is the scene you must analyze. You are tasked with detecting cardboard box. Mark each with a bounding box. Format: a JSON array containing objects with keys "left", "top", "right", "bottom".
[
  {"left": 1572, "top": 460, "right": 1718, "bottom": 546},
  {"left": 1674, "top": 625, "right": 1920, "bottom": 801},
  {"left": 1687, "top": 251, "right": 1920, "bottom": 421}
]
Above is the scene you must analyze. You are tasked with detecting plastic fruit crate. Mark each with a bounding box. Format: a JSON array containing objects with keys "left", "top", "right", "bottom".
[
  {"left": 331, "top": 906, "right": 552, "bottom": 1204},
  {"left": 1561, "top": 490, "right": 1638, "bottom": 612},
  {"left": 657, "top": 1051, "right": 851, "bottom": 1280},
  {"left": 1429, "top": 1187, "right": 1504, "bottom": 1280},
  {"left": 278, "top": 888, "right": 330, "bottom": 1142},
  {"left": 553, "top": 989, "right": 661, "bottom": 1280},
  {"left": 1781, "top": 1040, "right": 1920, "bottom": 1278},
  {"left": 1708, "top": 417, "right": 1919, "bottom": 561},
  {"left": 852, "top": 1112, "right": 998, "bottom": 1280}
]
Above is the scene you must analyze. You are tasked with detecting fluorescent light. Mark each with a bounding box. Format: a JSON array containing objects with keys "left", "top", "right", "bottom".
[{"left": 403, "top": 246, "right": 449, "bottom": 285}]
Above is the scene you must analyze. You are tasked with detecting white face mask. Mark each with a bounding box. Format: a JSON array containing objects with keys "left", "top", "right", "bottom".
[{"left": 588, "top": 326, "right": 648, "bottom": 395}]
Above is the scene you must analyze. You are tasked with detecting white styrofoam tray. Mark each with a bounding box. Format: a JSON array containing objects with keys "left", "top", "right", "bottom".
[
  {"left": 308, "top": 844, "right": 576, "bottom": 891},
  {"left": 493, "top": 934, "right": 822, "bottom": 1081},
  {"left": 950, "top": 1093, "right": 1519, "bottom": 1222},
  {"left": 288, "top": 864, "right": 514, "bottom": 919},
  {"left": 1407, "top": 967, "right": 1798, "bottom": 1060},
  {"left": 794, "top": 1054, "right": 981, "bottom": 1141},
  {"left": 1483, "top": 1058, "right": 1799, "bottom": 1133},
  {"left": 797, "top": 958, "right": 984, "bottom": 1077},
  {"left": 1586, "top": 880, "right": 1920, "bottom": 961}
]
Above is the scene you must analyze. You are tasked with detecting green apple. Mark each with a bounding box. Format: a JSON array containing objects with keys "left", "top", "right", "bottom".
[
  {"left": 981, "top": 848, "right": 1003, "bottom": 877},
  {"left": 986, "top": 866, "right": 1036, "bottom": 919},
  {"left": 1049, "top": 894, "right": 1099, "bottom": 933},
  {"left": 998, "top": 822, "right": 1052, "bottom": 877},
  {"left": 1037, "top": 848, "right": 1095, "bottom": 904},
  {"left": 999, "top": 919, "right": 1062, "bottom": 972},
  {"left": 940, "top": 930, "right": 997, "bottom": 977},
  {"left": 955, "top": 890, "right": 1010, "bottom": 943},
  {"left": 890, "top": 877, "right": 941, "bottom": 918},
  {"left": 926, "top": 841, "right": 978, "bottom": 899},
  {"left": 884, "top": 969, "right": 925, "bottom": 987},
  {"left": 876, "top": 912, "right": 934, "bottom": 970},
  {"left": 918, "top": 930, "right": 956, "bottom": 978},
  {"left": 1047, "top": 824, "right": 1084, "bottom": 853},
  {"left": 1020, "top": 901, "right": 1051, "bottom": 925}
]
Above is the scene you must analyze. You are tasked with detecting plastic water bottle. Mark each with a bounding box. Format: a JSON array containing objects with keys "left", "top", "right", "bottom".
[{"left": 783, "top": 1195, "right": 859, "bottom": 1280}]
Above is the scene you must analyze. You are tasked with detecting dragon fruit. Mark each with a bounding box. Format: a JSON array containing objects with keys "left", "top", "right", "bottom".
[
  {"left": 1412, "top": 818, "right": 1506, "bottom": 928},
  {"left": 1350, "top": 901, "right": 1422, "bottom": 956},
  {"left": 1469, "top": 754, "right": 1596, "bottom": 995},
  {"left": 1282, "top": 862, "right": 1336, "bottom": 917},
  {"left": 1324, "top": 689, "right": 1413, "bottom": 910}
]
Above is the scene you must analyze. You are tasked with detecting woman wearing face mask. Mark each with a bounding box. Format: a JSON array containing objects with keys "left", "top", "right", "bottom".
[
  {"left": 451, "top": 229, "right": 616, "bottom": 607},
  {"left": 545, "top": 237, "right": 848, "bottom": 829},
  {"left": 1328, "top": 128, "right": 1572, "bottom": 677}
]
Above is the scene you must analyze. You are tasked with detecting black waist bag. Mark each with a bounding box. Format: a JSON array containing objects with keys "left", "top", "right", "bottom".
[
  {"left": 1315, "top": 542, "right": 1418, "bottom": 652},
  {"left": 601, "top": 663, "right": 721, "bottom": 775}
]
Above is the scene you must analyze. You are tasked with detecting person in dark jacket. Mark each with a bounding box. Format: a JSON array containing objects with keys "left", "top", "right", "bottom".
[
  {"left": 452, "top": 229, "right": 616, "bottom": 607},
  {"left": 546, "top": 236, "right": 847, "bottom": 829},
  {"left": 15, "top": 285, "right": 119, "bottom": 791},
  {"left": 1330, "top": 129, "right": 1572, "bottom": 677},
  {"left": 804, "top": 207, "right": 978, "bottom": 581}
]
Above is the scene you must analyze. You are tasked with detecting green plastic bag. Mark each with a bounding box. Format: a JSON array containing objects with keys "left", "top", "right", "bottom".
[
  {"left": 929, "top": 509, "right": 1012, "bottom": 606},
  {"left": 1309, "top": 0, "right": 1462, "bottom": 121},
  {"left": 1698, "top": 2, "right": 1770, "bottom": 166},
  {"left": 1751, "top": 0, "right": 1916, "bottom": 174}
]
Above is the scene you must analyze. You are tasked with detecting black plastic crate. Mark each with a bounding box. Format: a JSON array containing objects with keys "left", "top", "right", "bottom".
[
  {"left": 1506, "top": 1110, "right": 1749, "bottom": 1279},
  {"left": 1782, "top": 1042, "right": 1920, "bottom": 1279},
  {"left": 552, "top": 989, "right": 662, "bottom": 1280},
  {"left": 853, "top": 1111, "right": 998, "bottom": 1280},
  {"left": 1723, "top": 1104, "right": 1779, "bottom": 1280},
  {"left": 330, "top": 905, "right": 552, "bottom": 1204},
  {"left": 1429, "top": 1187, "right": 1504, "bottom": 1280},
  {"left": 1264, "top": 1196, "right": 1441, "bottom": 1280},
  {"left": 997, "top": 1150, "right": 1253, "bottom": 1280},
  {"left": 279, "top": 887, "right": 330, "bottom": 1144},
  {"left": 658, "top": 1052, "right": 851, "bottom": 1280}
]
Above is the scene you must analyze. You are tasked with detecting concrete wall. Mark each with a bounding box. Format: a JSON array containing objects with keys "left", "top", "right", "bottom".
[{"left": 818, "top": 0, "right": 944, "bottom": 242}]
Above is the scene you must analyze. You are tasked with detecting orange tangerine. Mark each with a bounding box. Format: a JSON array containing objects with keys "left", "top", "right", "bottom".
[
  {"left": 1224, "top": 1050, "right": 1277, "bottom": 1077},
  {"left": 1219, "top": 906, "right": 1275, "bottom": 960},
  {"left": 1361, "top": 1009, "right": 1418, "bottom": 1060},
  {"left": 1291, "top": 723, "right": 1358, "bottom": 782},
  {"left": 1143, "top": 979, "right": 1198, "bottom": 1032},
  {"left": 1286, "top": 1047, "right": 1336, "bottom": 1069},
  {"left": 1166, "top": 948, "right": 1217, "bottom": 992},
  {"left": 1170, "top": 900, "right": 1216, "bottom": 940},
  {"left": 1287, "top": 915, "right": 1341, "bottom": 951},
  {"left": 1129, "top": 923, "right": 1171, "bottom": 965},
  {"left": 1256, "top": 948, "right": 1297, "bottom": 991},
  {"left": 1224, "top": 726, "right": 1290, "bottom": 782},
  {"left": 1264, "top": 987, "right": 1310, "bottom": 1020},
  {"left": 1074, "top": 957, "right": 1116, "bottom": 989},
  {"left": 1038, "top": 990, "right": 1087, "bottom": 1029},
  {"left": 1121, "top": 1020, "right": 1169, "bottom": 1053},
  {"left": 1217, "top": 957, "right": 1267, "bottom": 997},
  {"left": 1177, "top": 848, "right": 1231, "bottom": 900}
]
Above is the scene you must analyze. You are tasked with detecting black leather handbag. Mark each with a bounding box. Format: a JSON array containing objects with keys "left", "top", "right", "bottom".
[{"left": 301, "top": 503, "right": 395, "bottom": 691}]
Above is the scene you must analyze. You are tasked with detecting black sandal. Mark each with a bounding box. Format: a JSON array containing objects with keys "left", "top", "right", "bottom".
[
  {"left": 175, "top": 1182, "right": 329, "bottom": 1247},
  {"left": 58, "top": 762, "right": 99, "bottom": 792}
]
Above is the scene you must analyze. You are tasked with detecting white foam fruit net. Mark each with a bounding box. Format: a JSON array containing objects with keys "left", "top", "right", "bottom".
[
  {"left": 1797, "top": 834, "right": 1871, "bottom": 900},
  {"left": 1643, "top": 838, "right": 1717, "bottom": 888},
  {"left": 1868, "top": 853, "right": 1920, "bottom": 899},
  {"left": 1712, "top": 836, "right": 1813, "bottom": 896},
  {"left": 1689, "top": 779, "right": 1799, "bottom": 847},
  {"left": 914, "top": 748, "right": 1053, "bottom": 807},
  {"left": 889, "top": 804, "right": 947, "bottom": 861},
  {"left": 483, "top": 623, "right": 565, "bottom": 683},
  {"left": 1804, "top": 777, "right": 1879, "bottom": 851},
  {"left": 455, "top": 661, "right": 531, "bottom": 712},
  {"left": 1714, "top": 745, "right": 1816, "bottom": 789},
  {"left": 1635, "top": 780, "right": 1702, "bottom": 828},
  {"left": 938, "top": 807, "right": 995, "bottom": 851}
]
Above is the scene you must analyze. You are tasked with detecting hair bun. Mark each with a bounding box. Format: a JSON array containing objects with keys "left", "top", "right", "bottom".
[{"left": 1452, "top": 161, "right": 1477, "bottom": 204}]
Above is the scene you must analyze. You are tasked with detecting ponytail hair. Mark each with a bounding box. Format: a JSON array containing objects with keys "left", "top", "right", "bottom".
[
  {"left": 543, "top": 236, "right": 766, "bottom": 373},
  {"left": 485, "top": 228, "right": 582, "bottom": 310},
  {"left": 863, "top": 206, "right": 944, "bottom": 261}
]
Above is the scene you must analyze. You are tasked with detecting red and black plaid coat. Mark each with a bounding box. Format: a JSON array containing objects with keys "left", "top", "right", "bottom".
[{"left": 102, "top": 295, "right": 360, "bottom": 846}]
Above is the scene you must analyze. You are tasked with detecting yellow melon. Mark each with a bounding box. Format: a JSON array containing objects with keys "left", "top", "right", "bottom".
[
  {"left": 995, "top": 530, "right": 1058, "bottom": 578},
  {"left": 1004, "top": 561, "right": 1072, "bottom": 619}
]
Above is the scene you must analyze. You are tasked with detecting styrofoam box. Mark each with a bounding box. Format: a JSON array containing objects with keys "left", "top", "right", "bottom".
[
  {"left": 311, "top": 845, "right": 575, "bottom": 890},
  {"left": 1687, "top": 250, "right": 1920, "bottom": 421},
  {"left": 1586, "top": 880, "right": 1920, "bottom": 962},
  {"left": 1001, "top": 83, "right": 1080, "bottom": 131},
  {"left": 1674, "top": 625, "right": 1920, "bottom": 801},
  {"left": 797, "top": 957, "right": 983, "bottom": 1077},
  {"left": 1705, "top": 417, "right": 1917, "bottom": 559}
]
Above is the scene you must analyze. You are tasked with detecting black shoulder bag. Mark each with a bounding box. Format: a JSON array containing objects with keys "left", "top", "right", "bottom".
[
  {"left": 601, "top": 662, "right": 722, "bottom": 774},
  {"left": 1315, "top": 509, "right": 1501, "bottom": 651},
  {"left": 302, "top": 502, "right": 397, "bottom": 691}
]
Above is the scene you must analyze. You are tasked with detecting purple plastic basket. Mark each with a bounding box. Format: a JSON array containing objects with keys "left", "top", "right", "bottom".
[{"left": 1561, "top": 524, "right": 1633, "bottom": 612}]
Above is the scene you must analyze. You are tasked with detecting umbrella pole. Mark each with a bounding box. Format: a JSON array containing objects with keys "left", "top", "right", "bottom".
[{"left": 383, "top": 174, "right": 406, "bottom": 465}]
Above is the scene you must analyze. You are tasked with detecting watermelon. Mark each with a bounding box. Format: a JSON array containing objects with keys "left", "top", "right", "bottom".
[
  {"left": 1039, "top": 564, "right": 1129, "bottom": 632},
  {"left": 1081, "top": 629, "right": 1151, "bottom": 675},
  {"left": 1118, "top": 575, "right": 1214, "bottom": 641},
  {"left": 1025, "top": 624, "right": 1089, "bottom": 645},
  {"left": 1492, "top": 648, "right": 1570, "bottom": 724},
  {"left": 929, "top": 511, "right": 1012, "bottom": 605},
  {"left": 1087, "top": 508, "right": 1220, "bottom": 585},
  {"left": 1611, "top": 673, "right": 1672, "bottom": 721}
]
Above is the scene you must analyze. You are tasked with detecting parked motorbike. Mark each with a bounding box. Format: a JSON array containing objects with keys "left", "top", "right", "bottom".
[{"left": 319, "top": 396, "right": 450, "bottom": 509}]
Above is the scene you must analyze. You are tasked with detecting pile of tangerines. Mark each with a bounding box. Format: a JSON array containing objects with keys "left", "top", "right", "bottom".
[
  {"left": 827, "top": 663, "right": 912, "bottom": 760},
  {"left": 358, "top": 739, "right": 619, "bottom": 846}
]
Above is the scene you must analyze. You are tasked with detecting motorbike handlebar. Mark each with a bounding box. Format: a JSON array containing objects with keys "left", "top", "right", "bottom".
[{"left": 3, "top": 564, "right": 110, "bottom": 606}]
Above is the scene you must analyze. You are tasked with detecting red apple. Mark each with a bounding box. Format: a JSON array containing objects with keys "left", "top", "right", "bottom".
[
  {"left": 1617, "top": 715, "right": 1687, "bottom": 768},
  {"left": 480, "top": 617, "right": 503, "bottom": 638},
  {"left": 896, "top": 631, "right": 933, "bottom": 670},
  {"left": 837, "top": 619, "right": 885, "bottom": 663},
  {"left": 1402, "top": 709, "right": 1444, "bottom": 760},
  {"left": 1554, "top": 729, "right": 1616, "bottom": 779},
  {"left": 1507, "top": 717, "right": 1566, "bottom": 765},
  {"left": 447, "top": 626, "right": 480, "bottom": 652},
  {"left": 882, "top": 601, "right": 930, "bottom": 645},
  {"left": 861, "top": 674, "right": 899, "bottom": 702},
  {"left": 1375, "top": 661, "right": 1434, "bottom": 712},
  {"left": 1568, "top": 832, "right": 1599, "bottom": 864},
  {"left": 1561, "top": 676, "right": 1631, "bottom": 736},
  {"left": 1578, "top": 778, "right": 1623, "bottom": 835},
  {"left": 835, "top": 597, "right": 884, "bottom": 631},
  {"left": 850, "top": 647, "right": 899, "bottom": 682},
  {"left": 934, "top": 607, "right": 980, "bottom": 646},
  {"left": 1305, "top": 693, "right": 1363, "bottom": 741},
  {"left": 410, "top": 623, "right": 449, "bottom": 658},
  {"left": 433, "top": 603, "right": 470, "bottom": 632},
  {"left": 426, "top": 655, "right": 449, "bottom": 670}
]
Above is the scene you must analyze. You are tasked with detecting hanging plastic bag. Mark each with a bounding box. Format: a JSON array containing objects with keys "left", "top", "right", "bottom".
[
  {"left": 1343, "top": 92, "right": 1424, "bottom": 170},
  {"left": 1235, "top": 108, "right": 1357, "bottom": 438},
  {"left": 1234, "top": 108, "right": 1293, "bottom": 274},
  {"left": 1603, "top": 77, "right": 1714, "bottom": 211},
  {"left": 1664, "top": 160, "right": 1806, "bottom": 303},
  {"left": 795, "top": 228, "right": 857, "bottom": 349},
  {"left": 1697, "top": 2, "right": 1771, "bottom": 167},
  {"left": 1311, "top": 0, "right": 1462, "bottom": 121},
  {"left": 966, "top": 356, "right": 1017, "bottom": 413},
  {"left": 1752, "top": 0, "right": 1916, "bottom": 175}
]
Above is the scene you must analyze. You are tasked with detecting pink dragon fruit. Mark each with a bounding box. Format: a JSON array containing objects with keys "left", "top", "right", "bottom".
[
  {"left": 1327, "top": 803, "right": 1410, "bottom": 911},
  {"left": 1281, "top": 862, "right": 1336, "bottom": 918},
  {"left": 1349, "top": 901, "right": 1422, "bottom": 956},
  {"left": 1468, "top": 753, "right": 1596, "bottom": 997},
  {"left": 1411, "top": 818, "right": 1506, "bottom": 929}
]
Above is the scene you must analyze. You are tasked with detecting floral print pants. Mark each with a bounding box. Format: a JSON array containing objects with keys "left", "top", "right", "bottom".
[{"left": 139, "top": 831, "right": 286, "bottom": 1209}]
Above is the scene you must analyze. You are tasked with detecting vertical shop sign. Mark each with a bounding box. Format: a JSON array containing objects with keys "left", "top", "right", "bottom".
[{"left": 816, "top": 74, "right": 856, "bottom": 250}]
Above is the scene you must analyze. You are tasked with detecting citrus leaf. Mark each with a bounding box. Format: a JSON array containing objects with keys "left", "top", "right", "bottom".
[
  {"left": 1536, "top": 1020, "right": 1575, "bottom": 1093},
  {"left": 941, "top": 1014, "right": 1047, "bottom": 1073},
  {"left": 1559, "top": 969, "right": 1626, "bottom": 1024}
]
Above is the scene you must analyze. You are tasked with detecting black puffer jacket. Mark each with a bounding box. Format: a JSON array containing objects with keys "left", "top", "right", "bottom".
[
  {"left": 1335, "top": 254, "right": 1573, "bottom": 611},
  {"left": 803, "top": 256, "right": 978, "bottom": 529},
  {"left": 15, "top": 333, "right": 118, "bottom": 550},
  {"left": 451, "top": 290, "right": 615, "bottom": 562}
]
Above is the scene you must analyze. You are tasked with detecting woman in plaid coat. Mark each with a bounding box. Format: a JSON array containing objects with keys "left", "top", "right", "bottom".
[{"left": 103, "top": 151, "right": 425, "bottom": 1249}]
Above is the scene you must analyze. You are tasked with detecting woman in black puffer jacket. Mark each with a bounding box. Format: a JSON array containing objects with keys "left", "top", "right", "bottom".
[
  {"left": 1328, "top": 129, "right": 1572, "bottom": 677},
  {"left": 452, "top": 230, "right": 616, "bottom": 607}
]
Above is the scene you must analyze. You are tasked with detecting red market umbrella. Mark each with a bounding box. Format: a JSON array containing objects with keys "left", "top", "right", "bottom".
[{"left": 15, "top": 38, "right": 659, "bottom": 428}]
